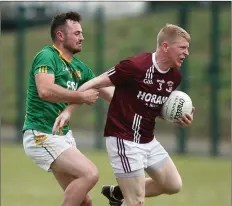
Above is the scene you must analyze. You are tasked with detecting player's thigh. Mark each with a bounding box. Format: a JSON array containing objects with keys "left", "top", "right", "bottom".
[
  {"left": 51, "top": 147, "right": 99, "bottom": 180},
  {"left": 146, "top": 157, "right": 182, "bottom": 192},
  {"left": 145, "top": 139, "right": 182, "bottom": 191},
  {"left": 106, "top": 136, "right": 146, "bottom": 205},
  {"left": 117, "top": 175, "right": 145, "bottom": 206}
]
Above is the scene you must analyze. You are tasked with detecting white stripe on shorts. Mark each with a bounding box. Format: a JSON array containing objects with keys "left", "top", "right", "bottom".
[{"left": 117, "top": 138, "right": 131, "bottom": 173}]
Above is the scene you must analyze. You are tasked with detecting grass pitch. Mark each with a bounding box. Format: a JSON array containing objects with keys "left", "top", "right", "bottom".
[{"left": 2, "top": 144, "right": 230, "bottom": 206}]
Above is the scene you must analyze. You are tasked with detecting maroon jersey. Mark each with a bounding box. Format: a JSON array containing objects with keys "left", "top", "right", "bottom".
[{"left": 104, "top": 53, "right": 181, "bottom": 143}]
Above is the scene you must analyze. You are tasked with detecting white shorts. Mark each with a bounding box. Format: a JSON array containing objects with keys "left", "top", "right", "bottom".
[
  {"left": 106, "top": 136, "right": 169, "bottom": 177},
  {"left": 23, "top": 129, "right": 76, "bottom": 171}
]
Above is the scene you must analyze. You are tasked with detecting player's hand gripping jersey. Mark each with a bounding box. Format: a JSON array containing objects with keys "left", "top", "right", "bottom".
[{"left": 105, "top": 53, "right": 182, "bottom": 143}]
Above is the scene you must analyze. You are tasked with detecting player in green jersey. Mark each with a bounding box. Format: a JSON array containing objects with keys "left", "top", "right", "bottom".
[
  {"left": 23, "top": 45, "right": 97, "bottom": 135},
  {"left": 23, "top": 12, "right": 113, "bottom": 206}
]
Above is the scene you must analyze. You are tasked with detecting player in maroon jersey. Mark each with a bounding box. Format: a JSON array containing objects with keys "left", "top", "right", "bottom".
[{"left": 53, "top": 24, "right": 195, "bottom": 206}]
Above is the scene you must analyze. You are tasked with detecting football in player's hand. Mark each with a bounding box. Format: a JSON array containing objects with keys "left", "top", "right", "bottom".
[{"left": 161, "top": 90, "right": 192, "bottom": 122}]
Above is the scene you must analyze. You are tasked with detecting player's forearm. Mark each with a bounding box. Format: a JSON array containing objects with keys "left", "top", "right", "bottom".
[
  {"left": 99, "top": 86, "right": 115, "bottom": 103},
  {"left": 66, "top": 104, "right": 80, "bottom": 113},
  {"left": 79, "top": 72, "right": 113, "bottom": 92},
  {"left": 39, "top": 84, "right": 85, "bottom": 104}
]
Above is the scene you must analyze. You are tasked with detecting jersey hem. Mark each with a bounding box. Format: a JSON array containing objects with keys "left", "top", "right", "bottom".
[
  {"left": 22, "top": 125, "right": 69, "bottom": 136},
  {"left": 104, "top": 133, "right": 153, "bottom": 144}
]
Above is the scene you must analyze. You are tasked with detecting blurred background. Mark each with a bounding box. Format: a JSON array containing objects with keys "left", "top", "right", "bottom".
[{"left": 2, "top": 2, "right": 231, "bottom": 206}]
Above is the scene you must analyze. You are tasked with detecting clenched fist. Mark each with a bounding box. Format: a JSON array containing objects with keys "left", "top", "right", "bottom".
[{"left": 81, "top": 89, "right": 99, "bottom": 105}]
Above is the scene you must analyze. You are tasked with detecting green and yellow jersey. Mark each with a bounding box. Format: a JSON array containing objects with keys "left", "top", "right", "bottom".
[{"left": 22, "top": 45, "right": 95, "bottom": 135}]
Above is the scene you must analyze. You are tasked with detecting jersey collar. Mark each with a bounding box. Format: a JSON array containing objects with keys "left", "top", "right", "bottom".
[
  {"left": 52, "top": 45, "right": 72, "bottom": 63},
  {"left": 152, "top": 52, "right": 170, "bottom": 74}
]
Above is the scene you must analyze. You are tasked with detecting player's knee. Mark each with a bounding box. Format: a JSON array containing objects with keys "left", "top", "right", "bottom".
[
  {"left": 80, "top": 195, "right": 92, "bottom": 206},
  {"left": 164, "top": 178, "right": 182, "bottom": 194},
  {"left": 84, "top": 166, "right": 99, "bottom": 186}
]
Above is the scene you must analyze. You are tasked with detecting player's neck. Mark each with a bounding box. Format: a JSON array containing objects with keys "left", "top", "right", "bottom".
[
  {"left": 154, "top": 51, "right": 172, "bottom": 71},
  {"left": 53, "top": 44, "right": 73, "bottom": 62}
]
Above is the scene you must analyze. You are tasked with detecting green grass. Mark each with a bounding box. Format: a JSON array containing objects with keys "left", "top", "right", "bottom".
[
  {"left": 2, "top": 144, "right": 230, "bottom": 206},
  {"left": 2, "top": 7, "right": 231, "bottom": 138}
]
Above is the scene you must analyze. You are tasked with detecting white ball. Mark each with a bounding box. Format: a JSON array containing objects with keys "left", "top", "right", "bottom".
[{"left": 161, "top": 90, "right": 193, "bottom": 122}]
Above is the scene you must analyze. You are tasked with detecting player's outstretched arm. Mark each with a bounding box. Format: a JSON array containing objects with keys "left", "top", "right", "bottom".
[
  {"left": 35, "top": 73, "right": 99, "bottom": 105},
  {"left": 98, "top": 86, "right": 115, "bottom": 103},
  {"left": 79, "top": 72, "right": 114, "bottom": 92},
  {"left": 78, "top": 72, "right": 114, "bottom": 102}
]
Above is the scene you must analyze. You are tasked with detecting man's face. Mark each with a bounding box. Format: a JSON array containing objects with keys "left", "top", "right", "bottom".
[
  {"left": 62, "top": 20, "right": 84, "bottom": 54},
  {"left": 165, "top": 37, "right": 189, "bottom": 68}
]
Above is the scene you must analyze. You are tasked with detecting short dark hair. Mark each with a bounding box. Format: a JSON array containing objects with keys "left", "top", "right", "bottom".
[{"left": 50, "top": 11, "right": 82, "bottom": 41}]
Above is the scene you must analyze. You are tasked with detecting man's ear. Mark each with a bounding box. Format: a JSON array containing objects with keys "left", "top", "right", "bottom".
[
  {"left": 161, "top": 41, "right": 169, "bottom": 52},
  {"left": 56, "top": 30, "right": 65, "bottom": 41}
]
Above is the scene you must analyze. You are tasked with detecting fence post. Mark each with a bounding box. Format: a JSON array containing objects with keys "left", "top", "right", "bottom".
[
  {"left": 95, "top": 7, "right": 105, "bottom": 149},
  {"left": 16, "top": 6, "right": 26, "bottom": 143},
  {"left": 209, "top": 2, "right": 220, "bottom": 156},
  {"left": 176, "top": 4, "right": 189, "bottom": 154}
]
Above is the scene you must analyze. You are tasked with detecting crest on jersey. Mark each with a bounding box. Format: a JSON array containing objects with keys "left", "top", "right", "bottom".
[{"left": 166, "top": 81, "right": 174, "bottom": 93}]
